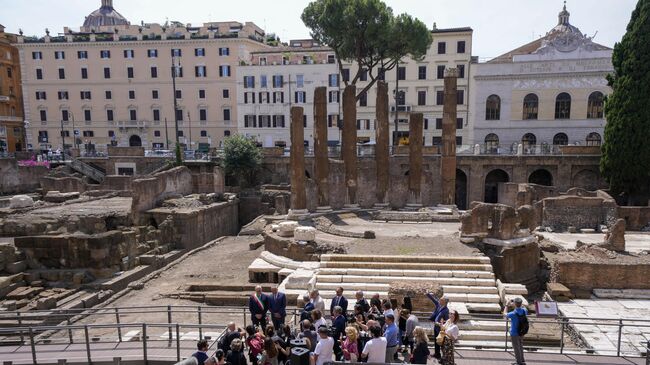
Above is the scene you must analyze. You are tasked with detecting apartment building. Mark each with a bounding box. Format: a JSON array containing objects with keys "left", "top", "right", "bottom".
[
  {"left": 16, "top": 0, "right": 271, "bottom": 152},
  {"left": 237, "top": 41, "right": 340, "bottom": 147},
  {"left": 340, "top": 26, "right": 474, "bottom": 146},
  {"left": 0, "top": 24, "right": 25, "bottom": 153}
]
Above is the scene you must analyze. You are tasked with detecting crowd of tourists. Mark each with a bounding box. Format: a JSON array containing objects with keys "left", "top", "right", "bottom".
[{"left": 189, "top": 285, "right": 528, "bottom": 365}]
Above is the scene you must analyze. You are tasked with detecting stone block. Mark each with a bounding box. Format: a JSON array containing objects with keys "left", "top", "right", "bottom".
[
  {"left": 44, "top": 191, "right": 80, "bottom": 203},
  {"left": 294, "top": 227, "right": 316, "bottom": 242},
  {"left": 3, "top": 300, "right": 17, "bottom": 310},
  {"left": 9, "top": 195, "right": 34, "bottom": 209},
  {"left": 277, "top": 221, "right": 298, "bottom": 237},
  {"left": 547, "top": 283, "right": 573, "bottom": 302},
  {"left": 36, "top": 296, "right": 57, "bottom": 310},
  {"left": 5, "top": 260, "right": 27, "bottom": 274}
]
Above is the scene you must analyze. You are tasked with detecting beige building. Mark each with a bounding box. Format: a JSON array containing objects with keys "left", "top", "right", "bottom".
[
  {"left": 16, "top": 0, "right": 271, "bottom": 152},
  {"left": 0, "top": 24, "right": 25, "bottom": 153},
  {"left": 341, "top": 26, "right": 474, "bottom": 146}
]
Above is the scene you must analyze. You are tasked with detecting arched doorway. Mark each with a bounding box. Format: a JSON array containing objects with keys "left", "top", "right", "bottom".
[
  {"left": 484, "top": 169, "right": 509, "bottom": 203},
  {"left": 129, "top": 135, "right": 142, "bottom": 147},
  {"left": 529, "top": 169, "right": 553, "bottom": 186},
  {"left": 573, "top": 169, "right": 599, "bottom": 191},
  {"left": 455, "top": 169, "right": 468, "bottom": 210}
]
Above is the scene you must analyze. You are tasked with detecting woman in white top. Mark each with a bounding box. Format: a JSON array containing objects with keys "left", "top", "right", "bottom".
[
  {"left": 311, "top": 309, "right": 326, "bottom": 340},
  {"left": 441, "top": 310, "right": 460, "bottom": 365}
]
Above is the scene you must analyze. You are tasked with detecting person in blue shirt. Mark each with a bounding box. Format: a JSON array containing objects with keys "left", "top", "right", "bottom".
[
  {"left": 426, "top": 293, "right": 449, "bottom": 360},
  {"left": 505, "top": 297, "right": 528, "bottom": 365},
  {"left": 383, "top": 313, "right": 400, "bottom": 363},
  {"left": 192, "top": 339, "right": 210, "bottom": 365}
]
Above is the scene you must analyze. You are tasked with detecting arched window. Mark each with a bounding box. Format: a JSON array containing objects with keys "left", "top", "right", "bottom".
[
  {"left": 484, "top": 133, "right": 499, "bottom": 153},
  {"left": 485, "top": 95, "right": 501, "bottom": 120},
  {"left": 586, "top": 132, "right": 601, "bottom": 146},
  {"left": 587, "top": 91, "right": 604, "bottom": 119},
  {"left": 522, "top": 133, "right": 536, "bottom": 150},
  {"left": 555, "top": 92, "right": 571, "bottom": 119},
  {"left": 522, "top": 93, "right": 538, "bottom": 120},
  {"left": 553, "top": 133, "right": 568, "bottom": 145}
]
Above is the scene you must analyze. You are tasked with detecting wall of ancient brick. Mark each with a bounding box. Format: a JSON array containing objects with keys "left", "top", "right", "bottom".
[
  {"left": 556, "top": 261, "right": 650, "bottom": 291},
  {"left": 0, "top": 159, "right": 49, "bottom": 195},
  {"left": 541, "top": 195, "right": 618, "bottom": 231},
  {"left": 618, "top": 206, "right": 650, "bottom": 231}
]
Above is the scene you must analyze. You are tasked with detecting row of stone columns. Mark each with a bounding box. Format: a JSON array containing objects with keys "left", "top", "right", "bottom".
[{"left": 289, "top": 70, "right": 458, "bottom": 213}]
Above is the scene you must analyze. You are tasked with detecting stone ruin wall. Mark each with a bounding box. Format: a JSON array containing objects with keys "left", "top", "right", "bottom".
[
  {"left": 131, "top": 166, "right": 193, "bottom": 222},
  {"left": 0, "top": 159, "right": 49, "bottom": 195},
  {"left": 540, "top": 195, "right": 618, "bottom": 231},
  {"left": 555, "top": 260, "right": 650, "bottom": 292}
]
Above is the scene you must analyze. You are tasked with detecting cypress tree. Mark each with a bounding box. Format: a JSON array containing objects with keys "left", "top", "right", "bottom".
[{"left": 601, "top": 0, "right": 650, "bottom": 203}]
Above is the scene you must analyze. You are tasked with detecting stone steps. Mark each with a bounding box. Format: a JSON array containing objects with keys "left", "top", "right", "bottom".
[
  {"left": 316, "top": 275, "right": 497, "bottom": 287},
  {"left": 318, "top": 268, "right": 495, "bottom": 279},
  {"left": 320, "top": 261, "right": 493, "bottom": 271},
  {"left": 321, "top": 254, "right": 491, "bottom": 265}
]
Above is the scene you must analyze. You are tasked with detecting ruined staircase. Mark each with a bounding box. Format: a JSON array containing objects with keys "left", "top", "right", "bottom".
[{"left": 66, "top": 159, "right": 105, "bottom": 183}]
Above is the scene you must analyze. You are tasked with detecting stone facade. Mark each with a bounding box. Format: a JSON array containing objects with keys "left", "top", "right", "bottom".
[
  {"left": 0, "top": 26, "right": 26, "bottom": 153},
  {"left": 540, "top": 195, "right": 618, "bottom": 232}
]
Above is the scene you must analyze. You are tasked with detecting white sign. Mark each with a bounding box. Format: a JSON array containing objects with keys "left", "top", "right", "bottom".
[{"left": 535, "top": 301, "right": 559, "bottom": 317}]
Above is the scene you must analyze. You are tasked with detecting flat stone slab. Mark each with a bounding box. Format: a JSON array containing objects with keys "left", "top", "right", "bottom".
[
  {"left": 321, "top": 254, "right": 491, "bottom": 264},
  {"left": 482, "top": 236, "right": 537, "bottom": 247},
  {"left": 248, "top": 258, "right": 281, "bottom": 273}
]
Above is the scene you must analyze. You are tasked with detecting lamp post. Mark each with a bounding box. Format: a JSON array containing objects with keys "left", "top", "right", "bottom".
[
  {"left": 60, "top": 119, "right": 66, "bottom": 160},
  {"left": 187, "top": 111, "right": 192, "bottom": 152},
  {"left": 171, "top": 56, "right": 181, "bottom": 163},
  {"left": 70, "top": 111, "right": 76, "bottom": 149},
  {"left": 164, "top": 118, "right": 169, "bottom": 149}
]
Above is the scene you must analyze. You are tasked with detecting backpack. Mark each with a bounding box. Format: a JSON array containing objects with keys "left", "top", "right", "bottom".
[
  {"left": 516, "top": 312, "right": 529, "bottom": 336},
  {"left": 248, "top": 335, "right": 264, "bottom": 357}
]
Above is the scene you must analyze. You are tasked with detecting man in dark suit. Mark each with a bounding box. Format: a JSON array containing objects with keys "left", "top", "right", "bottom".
[
  {"left": 330, "top": 287, "right": 349, "bottom": 316},
  {"left": 331, "top": 306, "right": 347, "bottom": 360},
  {"left": 269, "top": 285, "right": 287, "bottom": 329},
  {"left": 249, "top": 285, "right": 270, "bottom": 329},
  {"left": 426, "top": 293, "right": 449, "bottom": 360},
  {"left": 300, "top": 294, "right": 315, "bottom": 328}
]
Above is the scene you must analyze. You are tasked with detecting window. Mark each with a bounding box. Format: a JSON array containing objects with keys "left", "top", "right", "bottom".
[
  {"left": 587, "top": 91, "right": 604, "bottom": 119},
  {"left": 6, "top": 67, "right": 12, "bottom": 78},
  {"left": 84, "top": 110, "right": 91, "bottom": 122},
  {"left": 200, "top": 130, "right": 207, "bottom": 137},
  {"left": 32, "top": 51, "right": 43, "bottom": 60},
  {"left": 341, "top": 69, "right": 350, "bottom": 83},
  {"left": 327, "top": 54, "right": 336, "bottom": 64},
  {"left": 223, "top": 108, "right": 231, "bottom": 121},
  {"left": 219, "top": 65, "right": 231, "bottom": 77},
  {"left": 260, "top": 115, "right": 271, "bottom": 128},
  {"left": 553, "top": 133, "right": 569, "bottom": 145},
  {"left": 244, "top": 92, "right": 256, "bottom": 104},
  {"left": 55, "top": 51, "right": 65, "bottom": 60},
  {"left": 260, "top": 75, "right": 268, "bottom": 88},
  {"left": 244, "top": 76, "right": 256, "bottom": 88},
  {"left": 523, "top": 93, "right": 538, "bottom": 120},
  {"left": 177, "top": 130, "right": 184, "bottom": 137},
  {"left": 437, "top": 65, "right": 446, "bottom": 79},
  {"left": 199, "top": 89, "right": 206, "bottom": 99},
  {"left": 58, "top": 91, "right": 69, "bottom": 100},
  {"left": 456, "top": 136, "right": 463, "bottom": 145},
  {"left": 295, "top": 91, "right": 307, "bottom": 104},
  {"left": 153, "top": 109, "right": 160, "bottom": 121},
  {"left": 273, "top": 91, "right": 284, "bottom": 103},
  {"left": 152, "top": 90, "right": 159, "bottom": 99},
  {"left": 555, "top": 92, "right": 571, "bottom": 119},
  {"left": 433, "top": 136, "right": 442, "bottom": 145},
  {"left": 100, "top": 50, "right": 111, "bottom": 59},
  {"left": 457, "top": 41, "right": 466, "bottom": 54},
  {"left": 457, "top": 90, "right": 465, "bottom": 105},
  {"left": 397, "top": 67, "right": 406, "bottom": 81},
  {"left": 329, "top": 74, "right": 339, "bottom": 87},
  {"left": 60, "top": 130, "right": 70, "bottom": 137},
  {"left": 396, "top": 90, "right": 406, "bottom": 106},
  {"left": 124, "top": 49, "right": 135, "bottom": 59},
  {"left": 244, "top": 115, "right": 256, "bottom": 128},
  {"left": 195, "top": 66, "right": 207, "bottom": 77},
  {"left": 58, "top": 68, "right": 65, "bottom": 79},
  {"left": 108, "top": 130, "right": 115, "bottom": 137},
  {"left": 107, "top": 109, "right": 114, "bottom": 121},
  {"left": 328, "top": 114, "right": 337, "bottom": 127},
  {"left": 417, "top": 90, "right": 426, "bottom": 106},
  {"left": 81, "top": 67, "right": 88, "bottom": 79},
  {"left": 328, "top": 91, "right": 339, "bottom": 103},
  {"left": 219, "top": 47, "right": 230, "bottom": 56},
  {"left": 78, "top": 51, "right": 88, "bottom": 59},
  {"left": 223, "top": 89, "right": 230, "bottom": 98},
  {"left": 171, "top": 49, "right": 182, "bottom": 57},
  {"left": 80, "top": 91, "right": 91, "bottom": 100},
  {"left": 40, "top": 110, "right": 47, "bottom": 122},
  {"left": 296, "top": 74, "right": 304, "bottom": 88},
  {"left": 436, "top": 118, "right": 443, "bottom": 130},
  {"left": 586, "top": 132, "right": 602, "bottom": 146},
  {"left": 522, "top": 133, "right": 537, "bottom": 149},
  {"left": 104, "top": 67, "right": 111, "bottom": 79},
  {"left": 424, "top": 118, "right": 429, "bottom": 130},
  {"left": 485, "top": 133, "right": 499, "bottom": 152},
  {"left": 360, "top": 69, "right": 368, "bottom": 81},
  {"left": 175, "top": 90, "right": 182, "bottom": 99},
  {"left": 199, "top": 109, "right": 207, "bottom": 121},
  {"left": 195, "top": 48, "right": 205, "bottom": 57},
  {"left": 172, "top": 66, "right": 183, "bottom": 78},
  {"left": 35, "top": 91, "right": 46, "bottom": 100},
  {"left": 457, "top": 64, "right": 465, "bottom": 78},
  {"left": 105, "top": 90, "right": 112, "bottom": 99},
  {"left": 61, "top": 110, "right": 69, "bottom": 121},
  {"left": 437, "top": 42, "right": 446, "bottom": 54},
  {"left": 151, "top": 66, "right": 158, "bottom": 78},
  {"left": 127, "top": 67, "right": 134, "bottom": 78},
  {"left": 485, "top": 95, "right": 501, "bottom": 120},
  {"left": 457, "top": 118, "right": 464, "bottom": 129},
  {"left": 129, "top": 109, "right": 137, "bottom": 121},
  {"left": 36, "top": 69, "right": 43, "bottom": 80},
  {"left": 148, "top": 49, "right": 158, "bottom": 58},
  {"left": 259, "top": 92, "right": 270, "bottom": 103},
  {"left": 273, "top": 75, "right": 284, "bottom": 88},
  {"left": 359, "top": 92, "right": 367, "bottom": 107},
  {"left": 175, "top": 109, "right": 184, "bottom": 121},
  {"left": 154, "top": 130, "right": 161, "bottom": 137},
  {"left": 224, "top": 130, "right": 231, "bottom": 137},
  {"left": 418, "top": 66, "right": 427, "bottom": 80},
  {"left": 129, "top": 90, "right": 136, "bottom": 99},
  {"left": 436, "top": 91, "right": 444, "bottom": 105}
]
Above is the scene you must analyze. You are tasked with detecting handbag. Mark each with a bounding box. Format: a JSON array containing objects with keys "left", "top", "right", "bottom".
[{"left": 436, "top": 329, "right": 446, "bottom": 346}]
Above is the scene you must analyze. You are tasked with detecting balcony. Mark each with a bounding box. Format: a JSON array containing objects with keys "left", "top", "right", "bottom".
[
  {"left": 0, "top": 116, "right": 23, "bottom": 123},
  {"left": 117, "top": 120, "right": 149, "bottom": 130},
  {"left": 390, "top": 105, "right": 412, "bottom": 113}
]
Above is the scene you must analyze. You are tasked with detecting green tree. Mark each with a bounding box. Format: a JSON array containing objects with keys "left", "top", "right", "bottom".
[
  {"left": 223, "top": 135, "right": 262, "bottom": 188},
  {"left": 301, "top": 0, "right": 432, "bottom": 99},
  {"left": 601, "top": 0, "right": 650, "bottom": 203}
]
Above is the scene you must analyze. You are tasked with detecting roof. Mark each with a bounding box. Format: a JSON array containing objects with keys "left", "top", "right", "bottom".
[
  {"left": 83, "top": 0, "right": 130, "bottom": 28},
  {"left": 431, "top": 27, "right": 473, "bottom": 34}
]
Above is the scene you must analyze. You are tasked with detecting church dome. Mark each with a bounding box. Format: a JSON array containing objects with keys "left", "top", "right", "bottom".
[{"left": 83, "top": 0, "right": 130, "bottom": 28}]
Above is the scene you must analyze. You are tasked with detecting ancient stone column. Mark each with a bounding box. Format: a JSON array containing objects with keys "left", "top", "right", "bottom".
[
  {"left": 289, "top": 106, "right": 307, "bottom": 213},
  {"left": 375, "top": 81, "right": 390, "bottom": 205},
  {"left": 409, "top": 113, "right": 424, "bottom": 203},
  {"left": 313, "top": 87, "right": 329, "bottom": 208},
  {"left": 342, "top": 85, "right": 358, "bottom": 205},
  {"left": 441, "top": 68, "right": 458, "bottom": 206}
]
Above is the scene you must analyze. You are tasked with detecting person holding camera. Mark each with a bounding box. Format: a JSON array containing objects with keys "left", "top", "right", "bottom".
[
  {"left": 505, "top": 297, "right": 528, "bottom": 365},
  {"left": 426, "top": 293, "right": 449, "bottom": 360}
]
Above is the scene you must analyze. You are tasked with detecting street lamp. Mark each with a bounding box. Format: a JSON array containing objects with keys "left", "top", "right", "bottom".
[
  {"left": 60, "top": 119, "right": 66, "bottom": 160},
  {"left": 171, "top": 56, "right": 181, "bottom": 162}
]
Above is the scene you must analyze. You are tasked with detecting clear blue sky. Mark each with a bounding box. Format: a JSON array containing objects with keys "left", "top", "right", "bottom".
[{"left": 0, "top": 0, "right": 638, "bottom": 59}]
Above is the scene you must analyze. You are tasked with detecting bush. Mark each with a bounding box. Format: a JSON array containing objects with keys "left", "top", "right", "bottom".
[{"left": 223, "top": 135, "right": 262, "bottom": 188}]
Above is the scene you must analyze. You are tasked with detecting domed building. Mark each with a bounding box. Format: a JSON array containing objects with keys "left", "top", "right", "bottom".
[{"left": 82, "top": 0, "right": 130, "bottom": 30}]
